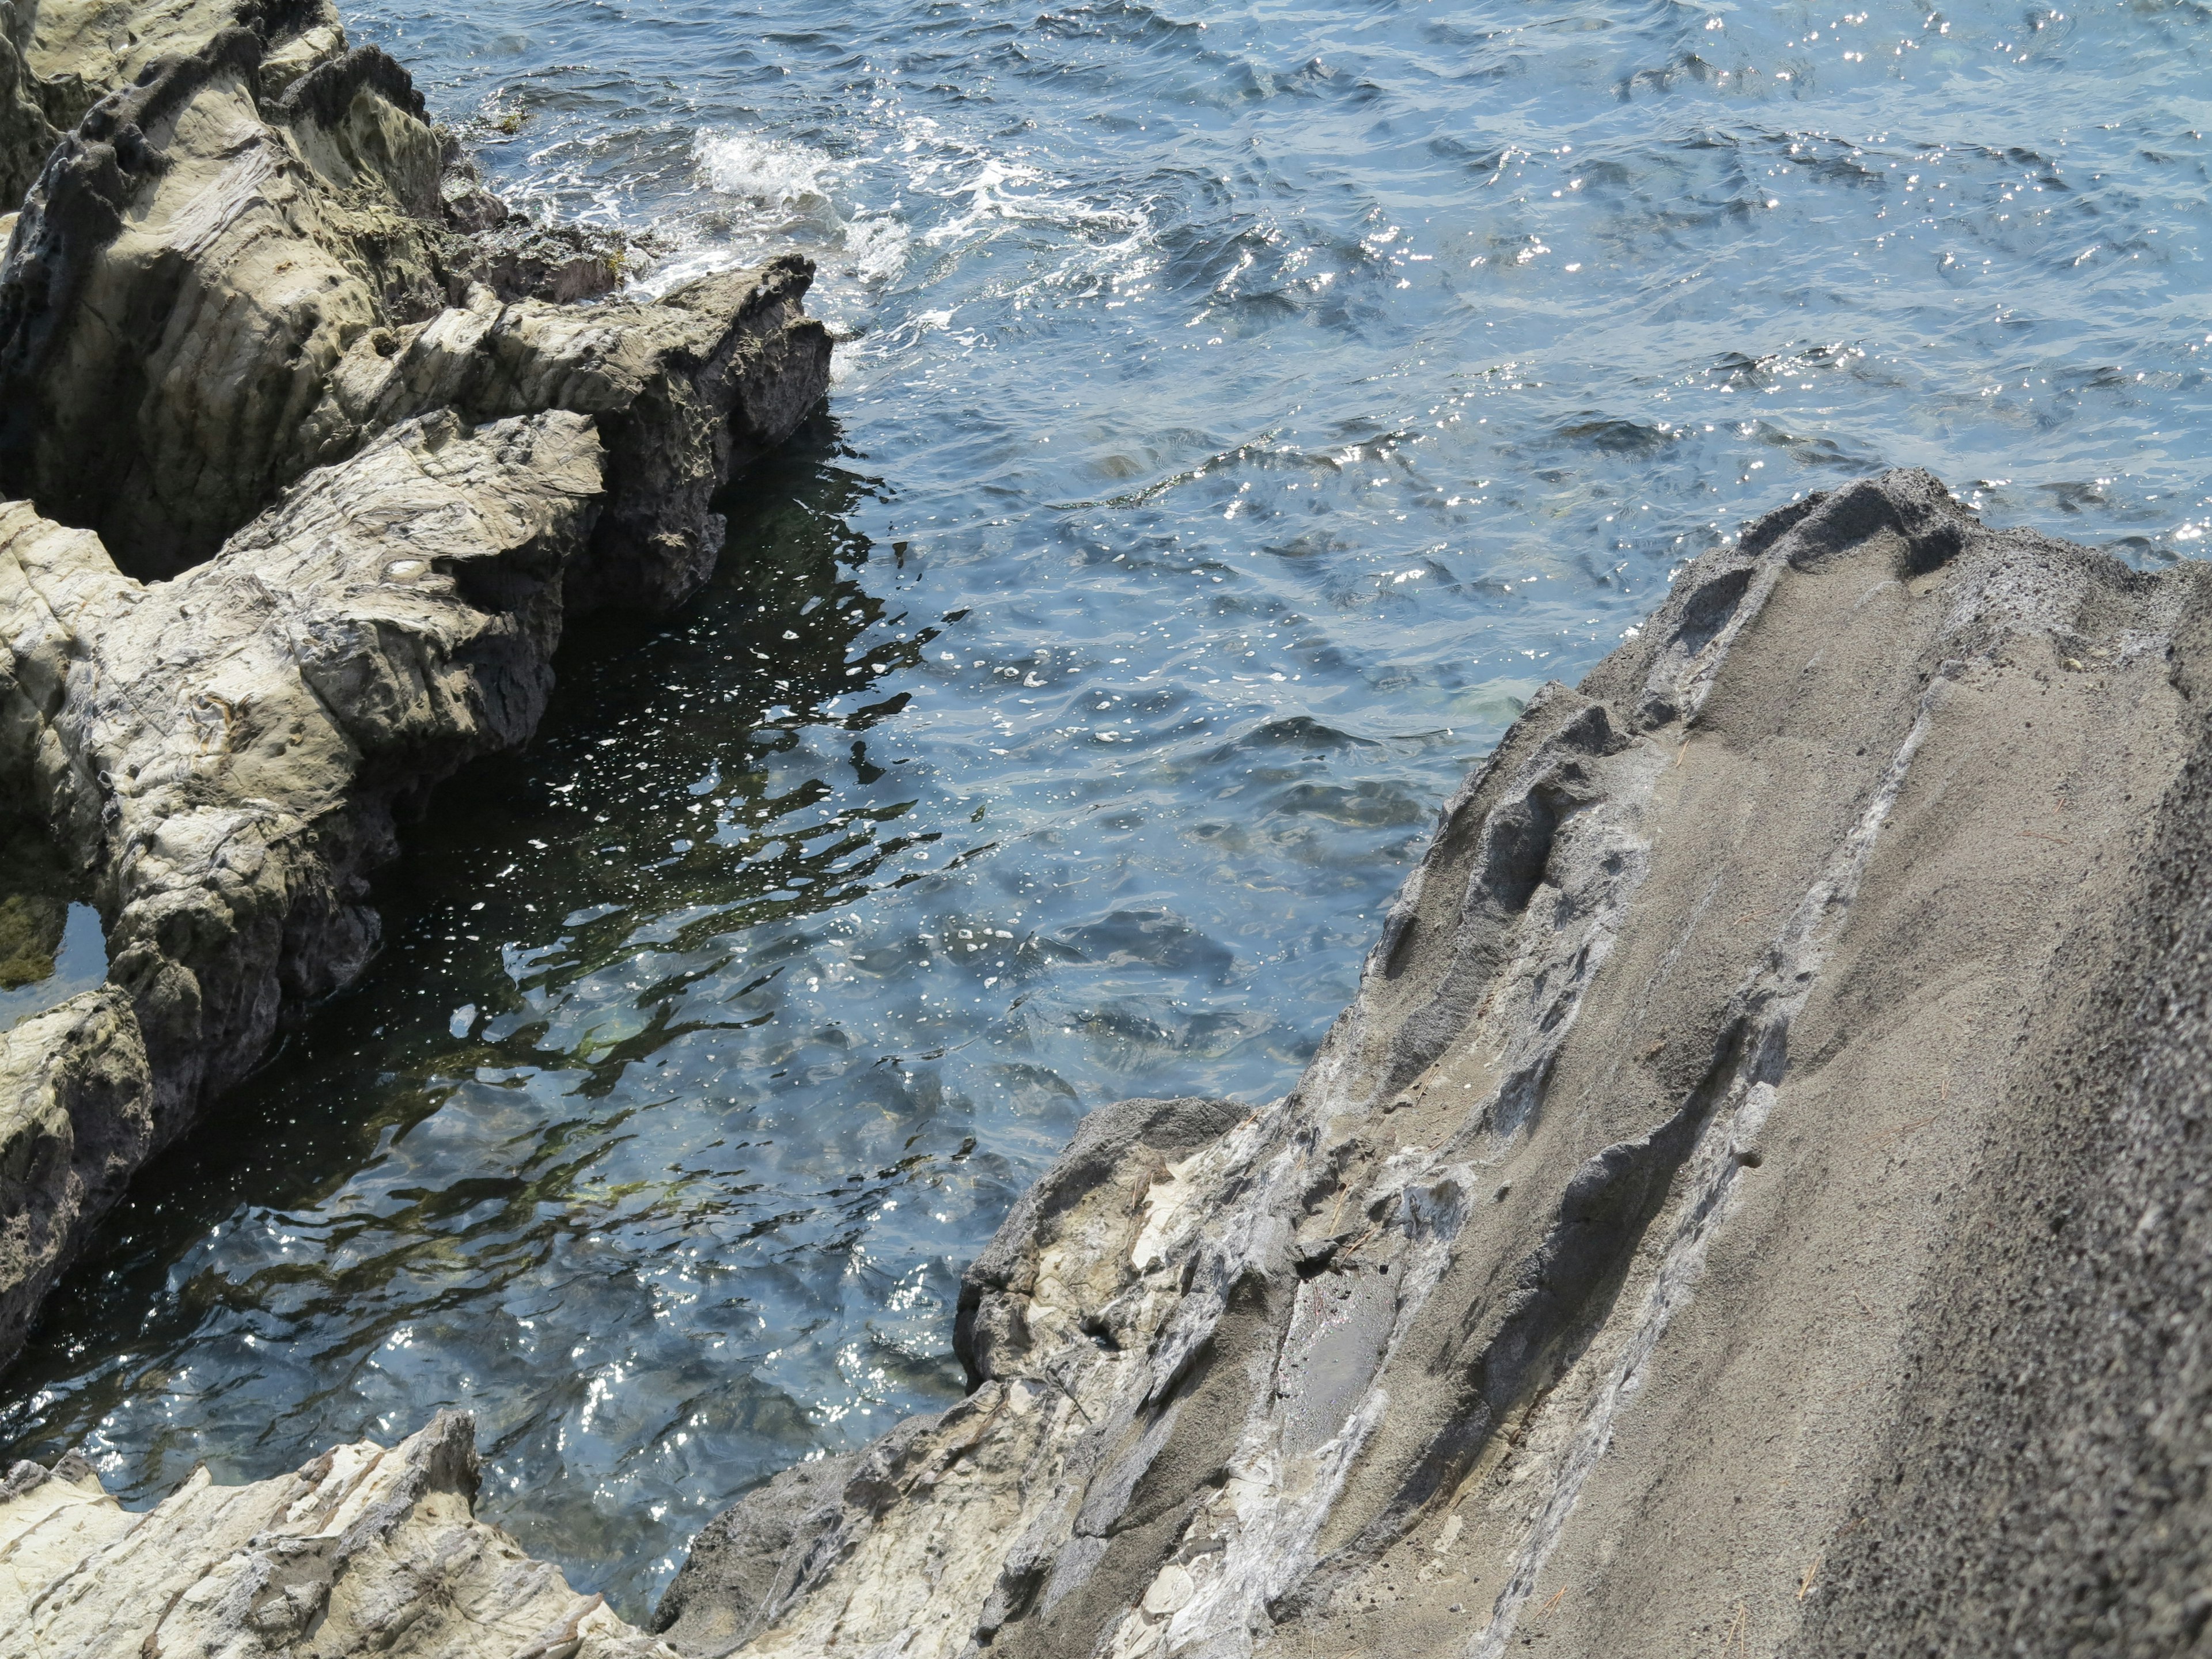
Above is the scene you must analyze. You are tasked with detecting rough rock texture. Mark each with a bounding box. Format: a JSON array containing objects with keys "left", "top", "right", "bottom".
[
  {"left": 0, "top": 20, "right": 828, "bottom": 580},
  {"left": 0, "top": 0, "right": 829, "bottom": 1372},
  {"left": 0, "top": 412, "right": 607, "bottom": 1370},
  {"left": 0, "top": 1411, "right": 680, "bottom": 1657},
  {"left": 653, "top": 470, "right": 2212, "bottom": 1658},
  {"left": 1795, "top": 556, "right": 2212, "bottom": 1647},
  {"left": 0, "top": 987, "right": 147, "bottom": 1374},
  {"left": 0, "top": 0, "right": 340, "bottom": 206}
]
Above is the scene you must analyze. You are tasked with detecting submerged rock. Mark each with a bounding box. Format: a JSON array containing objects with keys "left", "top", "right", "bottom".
[
  {"left": 0, "top": 1412, "right": 677, "bottom": 1657},
  {"left": 647, "top": 471, "right": 2212, "bottom": 1656}
]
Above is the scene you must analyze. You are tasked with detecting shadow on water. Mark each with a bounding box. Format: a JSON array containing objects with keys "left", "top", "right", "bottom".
[{"left": 0, "top": 416, "right": 992, "bottom": 1599}]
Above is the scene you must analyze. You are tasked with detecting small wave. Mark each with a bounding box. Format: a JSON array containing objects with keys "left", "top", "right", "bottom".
[{"left": 697, "top": 130, "right": 843, "bottom": 208}]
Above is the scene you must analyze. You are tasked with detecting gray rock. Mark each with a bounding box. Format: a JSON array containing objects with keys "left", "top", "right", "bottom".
[
  {"left": 651, "top": 471, "right": 2212, "bottom": 1658},
  {"left": 0, "top": 987, "right": 149, "bottom": 1374},
  {"left": 0, "top": 0, "right": 828, "bottom": 1373},
  {"left": 0, "top": 408, "right": 618, "bottom": 1370},
  {"left": 0, "top": 24, "right": 829, "bottom": 582},
  {"left": 0, "top": 1410, "right": 680, "bottom": 1657}
]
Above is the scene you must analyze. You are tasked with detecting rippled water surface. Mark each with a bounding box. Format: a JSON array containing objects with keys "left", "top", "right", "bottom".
[{"left": 4, "top": 0, "right": 2208, "bottom": 1618}]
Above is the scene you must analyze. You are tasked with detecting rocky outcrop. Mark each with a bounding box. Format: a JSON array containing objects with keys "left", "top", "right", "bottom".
[
  {"left": 0, "top": 1, "right": 830, "bottom": 1370},
  {"left": 649, "top": 471, "right": 2212, "bottom": 1657},
  {"left": 0, "top": 0, "right": 341, "bottom": 203},
  {"left": 0, "top": 1411, "right": 679, "bottom": 1657},
  {"left": 0, "top": 987, "right": 146, "bottom": 1372},
  {"left": 0, "top": 21, "right": 826, "bottom": 580}
]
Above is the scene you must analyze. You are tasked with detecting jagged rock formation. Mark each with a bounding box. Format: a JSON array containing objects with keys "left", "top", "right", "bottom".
[
  {"left": 0, "top": 1411, "right": 679, "bottom": 1657},
  {"left": 0, "top": 20, "right": 824, "bottom": 580},
  {"left": 0, "top": 0, "right": 340, "bottom": 203},
  {"left": 0, "top": 1, "right": 830, "bottom": 1372},
  {"left": 649, "top": 471, "right": 2212, "bottom": 1658}
]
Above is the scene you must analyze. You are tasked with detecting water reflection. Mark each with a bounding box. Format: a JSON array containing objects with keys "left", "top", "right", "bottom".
[
  {"left": 2, "top": 0, "right": 2206, "bottom": 1621},
  {"left": 0, "top": 820, "right": 105, "bottom": 1029}
]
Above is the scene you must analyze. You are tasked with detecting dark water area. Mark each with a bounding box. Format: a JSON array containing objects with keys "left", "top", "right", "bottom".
[{"left": 2, "top": 0, "right": 2206, "bottom": 1619}]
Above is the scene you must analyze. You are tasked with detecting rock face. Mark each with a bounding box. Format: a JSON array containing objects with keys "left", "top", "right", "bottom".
[
  {"left": 0, "top": 20, "right": 827, "bottom": 581},
  {"left": 0, "top": 1411, "right": 679, "bottom": 1657},
  {"left": 650, "top": 471, "right": 2212, "bottom": 1657},
  {"left": 0, "top": 0, "right": 831, "bottom": 1371}
]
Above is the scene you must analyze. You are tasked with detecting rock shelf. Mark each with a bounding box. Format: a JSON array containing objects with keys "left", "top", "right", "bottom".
[
  {"left": 0, "top": 0, "right": 829, "bottom": 1374},
  {"left": 649, "top": 472, "right": 2212, "bottom": 1657}
]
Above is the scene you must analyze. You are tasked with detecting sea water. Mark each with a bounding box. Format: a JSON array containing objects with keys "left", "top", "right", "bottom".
[{"left": 1, "top": 0, "right": 2205, "bottom": 1618}]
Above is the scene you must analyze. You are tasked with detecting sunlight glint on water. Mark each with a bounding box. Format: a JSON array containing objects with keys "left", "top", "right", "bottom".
[{"left": 0, "top": 0, "right": 2205, "bottom": 1618}]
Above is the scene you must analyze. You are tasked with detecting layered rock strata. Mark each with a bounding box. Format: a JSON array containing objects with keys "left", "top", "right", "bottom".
[
  {"left": 649, "top": 471, "right": 2212, "bottom": 1657},
  {"left": 0, "top": 1411, "right": 677, "bottom": 1657},
  {"left": 0, "top": 1, "right": 830, "bottom": 1370}
]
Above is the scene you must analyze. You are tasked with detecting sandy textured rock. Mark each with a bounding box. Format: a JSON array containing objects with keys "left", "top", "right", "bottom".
[
  {"left": 0, "top": 1411, "right": 679, "bottom": 1658},
  {"left": 654, "top": 471, "right": 2212, "bottom": 1658}
]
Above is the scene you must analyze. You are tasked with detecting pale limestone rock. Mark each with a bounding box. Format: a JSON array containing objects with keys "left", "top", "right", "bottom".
[{"left": 0, "top": 1412, "right": 679, "bottom": 1659}]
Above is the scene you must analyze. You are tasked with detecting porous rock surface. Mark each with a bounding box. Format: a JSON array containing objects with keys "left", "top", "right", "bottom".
[
  {"left": 0, "top": 1411, "right": 677, "bottom": 1657},
  {"left": 650, "top": 471, "right": 2212, "bottom": 1658},
  {"left": 0, "top": 0, "right": 830, "bottom": 1373}
]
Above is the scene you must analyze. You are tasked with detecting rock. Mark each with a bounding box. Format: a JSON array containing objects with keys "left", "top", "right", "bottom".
[
  {"left": 1796, "top": 562, "right": 2212, "bottom": 1645},
  {"left": 0, "top": 409, "right": 609, "bottom": 1368},
  {"left": 0, "top": 25, "right": 830, "bottom": 582},
  {"left": 0, "top": 2, "right": 60, "bottom": 207},
  {"left": 0, "top": 0, "right": 828, "bottom": 1369},
  {"left": 0, "top": 987, "right": 149, "bottom": 1376},
  {"left": 0, "top": 0, "right": 343, "bottom": 208},
  {"left": 652, "top": 471, "right": 2212, "bottom": 1657},
  {"left": 0, "top": 1411, "right": 680, "bottom": 1657}
]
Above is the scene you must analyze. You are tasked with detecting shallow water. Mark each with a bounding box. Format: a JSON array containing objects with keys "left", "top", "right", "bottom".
[{"left": 3, "top": 0, "right": 2207, "bottom": 1619}]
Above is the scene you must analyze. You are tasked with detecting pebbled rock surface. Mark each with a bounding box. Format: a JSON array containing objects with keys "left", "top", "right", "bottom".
[
  {"left": 0, "top": 1411, "right": 679, "bottom": 1657},
  {"left": 652, "top": 470, "right": 2212, "bottom": 1658}
]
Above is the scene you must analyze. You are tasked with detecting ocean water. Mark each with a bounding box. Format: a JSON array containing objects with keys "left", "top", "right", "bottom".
[{"left": 2, "top": 0, "right": 2206, "bottom": 1619}]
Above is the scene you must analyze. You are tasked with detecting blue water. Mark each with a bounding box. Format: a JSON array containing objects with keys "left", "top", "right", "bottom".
[{"left": 2, "top": 0, "right": 2205, "bottom": 1620}]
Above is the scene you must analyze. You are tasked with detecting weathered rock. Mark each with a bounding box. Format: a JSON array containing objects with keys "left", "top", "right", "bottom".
[
  {"left": 0, "top": 0, "right": 828, "bottom": 1371},
  {"left": 0, "top": 1411, "right": 679, "bottom": 1657},
  {"left": 653, "top": 471, "right": 2212, "bottom": 1658},
  {"left": 0, "top": 24, "right": 830, "bottom": 582},
  {"left": 0, "top": 2, "right": 61, "bottom": 207},
  {"left": 0, "top": 408, "right": 611, "bottom": 1369},
  {"left": 1795, "top": 559, "right": 2212, "bottom": 1649},
  {"left": 0, "top": 0, "right": 342, "bottom": 212},
  {"left": 0, "top": 986, "right": 148, "bottom": 1376}
]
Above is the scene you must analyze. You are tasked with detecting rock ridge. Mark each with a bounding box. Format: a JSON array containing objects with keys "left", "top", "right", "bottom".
[
  {"left": 0, "top": 0, "right": 830, "bottom": 1374},
  {"left": 647, "top": 469, "right": 2212, "bottom": 1658}
]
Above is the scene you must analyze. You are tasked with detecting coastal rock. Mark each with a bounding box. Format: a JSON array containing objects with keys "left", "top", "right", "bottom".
[
  {"left": 0, "top": 408, "right": 611, "bottom": 1368},
  {"left": 652, "top": 471, "right": 2212, "bottom": 1657},
  {"left": 0, "top": 0, "right": 343, "bottom": 221},
  {"left": 0, "top": 25, "right": 830, "bottom": 581},
  {"left": 0, "top": 1411, "right": 679, "bottom": 1657},
  {"left": 0, "top": 987, "right": 147, "bottom": 1376},
  {"left": 0, "top": 0, "right": 830, "bottom": 1370}
]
